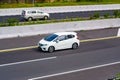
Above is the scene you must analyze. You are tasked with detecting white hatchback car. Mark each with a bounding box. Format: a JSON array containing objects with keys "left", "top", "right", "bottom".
[
  {"left": 21, "top": 10, "right": 50, "bottom": 21},
  {"left": 38, "top": 32, "right": 80, "bottom": 52}
]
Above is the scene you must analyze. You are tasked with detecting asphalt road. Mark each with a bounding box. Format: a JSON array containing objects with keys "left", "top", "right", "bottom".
[
  {"left": 0, "top": 28, "right": 118, "bottom": 50},
  {"left": 0, "top": 38, "right": 120, "bottom": 80},
  {"left": 0, "top": 9, "right": 120, "bottom": 22},
  {"left": 0, "top": 28, "right": 120, "bottom": 80},
  {"left": 40, "top": 63, "right": 120, "bottom": 80}
]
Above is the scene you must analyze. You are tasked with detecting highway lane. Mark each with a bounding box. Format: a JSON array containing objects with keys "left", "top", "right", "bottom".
[
  {"left": 0, "top": 27, "right": 119, "bottom": 65},
  {"left": 49, "top": 10, "right": 116, "bottom": 19},
  {"left": 0, "top": 28, "right": 119, "bottom": 80},
  {"left": 0, "top": 38, "right": 120, "bottom": 80},
  {"left": 39, "top": 63, "right": 120, "bottom": 80},
  {"left": 0, "top": 10, "right": 119, "bottom": 22},
  {"left": 0, "top": 28, "right": 118, "bottom": 50},
  {"left": 0, "top": 37, "right": 120, "bottom": 65}
]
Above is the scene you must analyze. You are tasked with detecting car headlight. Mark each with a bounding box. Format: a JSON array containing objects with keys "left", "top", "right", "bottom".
[{"left": 39, "top": 43, "right": 48, "bottom": 46}]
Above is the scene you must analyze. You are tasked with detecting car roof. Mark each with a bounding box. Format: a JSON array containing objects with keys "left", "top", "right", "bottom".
[
  {"left": 22, "top": 9, "right": 42, "bottom": 12},
  {"left": 54, "top": 32, "right": 76, "bottom": 36}
]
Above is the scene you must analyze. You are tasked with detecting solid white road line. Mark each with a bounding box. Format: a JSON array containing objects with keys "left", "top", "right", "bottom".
[
  {"left": 28, "top": 61, "right": 120, "bottom": 80},
  {"left": 0, "top": 56, "right": 56, "bottom": 67}
]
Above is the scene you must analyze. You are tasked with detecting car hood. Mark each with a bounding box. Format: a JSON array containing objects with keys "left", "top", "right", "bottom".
[{"left": 39, "top": 39, "right": 51, "bottom": 44}]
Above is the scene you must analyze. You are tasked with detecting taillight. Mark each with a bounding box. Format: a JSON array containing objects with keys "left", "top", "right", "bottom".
[
  {"left": 22, "top": 11, "right": 26, "bottom": 16},
  {"left": 76, "top": 35, "right": 80, "bottom": 40},
  {"left": 23, "top": 12, "right": 25, "bottom": 16}
]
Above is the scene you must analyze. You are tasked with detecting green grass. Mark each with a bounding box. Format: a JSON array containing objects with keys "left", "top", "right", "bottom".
[
  {"left": 35, "top": 1, "right": 120, "bottom": 7},
  {"left": 0, "top": 1, "right": 120, "bottom": 8},
  {"left": 0, "top": 3, "right": 32, "bottom": 8},
  {"left": 0, "top": 14, "right": 119, "bottom": 27}
]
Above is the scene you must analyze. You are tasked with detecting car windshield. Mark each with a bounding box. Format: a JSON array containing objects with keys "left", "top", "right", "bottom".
[
  {"left": 44, "top": 34, "right": 58, "bottom": 41},
  {"left": 22, "top": 10, "right": 25, "bottom": 15}
]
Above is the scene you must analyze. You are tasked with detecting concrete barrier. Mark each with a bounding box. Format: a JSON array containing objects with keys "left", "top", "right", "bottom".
[
  {"left": 0, "top": 18, "right": 120, "bottom": 39},
  {"left": 117, "top": 28, "right": 120, "bottom": 36},
  {"left": 0, "top": 4, "right": 120, "bottom": 16}
]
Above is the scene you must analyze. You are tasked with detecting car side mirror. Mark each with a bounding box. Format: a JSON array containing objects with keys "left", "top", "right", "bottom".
[{"left": 54, "top": 39, "right": 59, "bottom": 43}]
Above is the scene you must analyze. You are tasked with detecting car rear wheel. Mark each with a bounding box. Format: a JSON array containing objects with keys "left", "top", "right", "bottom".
[
  {"left": 48, "top": 46, "right": 54, "bottom": 53},
  {"left": 28, "top": 17, "right": 33, "bottom": 21},
  {"left": 72, "top": 43, "right": 78, "bottom": 49}
]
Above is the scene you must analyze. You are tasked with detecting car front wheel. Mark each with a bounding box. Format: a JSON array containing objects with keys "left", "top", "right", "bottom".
[{"left": 48, "top": 46, "right": 54, "bottom": 53}]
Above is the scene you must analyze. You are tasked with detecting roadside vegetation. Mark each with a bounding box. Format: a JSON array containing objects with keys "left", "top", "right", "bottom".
[
  {"left": 0, "top": 0, "right": 120, "bottom": 27},
  {"left": 0, "top": 10, "right": 120, "bottom": 27},
  {"left": 0, "top": 0, "right": 120, "bottom": 8},
  {"left": 117, "top": 73, "right": 120, "bottom": 79},
  {"left": 108, "top": 73, "right": 120, "bottom": 80},
  {"left": 34, "top": 1, "right": 120, "bottom": 7}
]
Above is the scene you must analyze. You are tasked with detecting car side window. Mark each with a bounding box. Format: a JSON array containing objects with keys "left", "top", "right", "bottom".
[
  {"left": 31, "top": 11, "right": 36, "bottom": 14},
  {"left": 58, "top": 35, "right": 66, "bottom": 41},
  {"left": 37, "top": 11, "right": 43, "bottom": 14},
  {"left": 66, "top": 35, "right": 75, "bottom": 39},
  {"left": 28, "top": 11, "right": 36, "bottom": 14}
]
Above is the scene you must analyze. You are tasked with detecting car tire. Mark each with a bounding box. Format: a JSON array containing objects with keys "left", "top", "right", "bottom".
[
  {"left": 44, "top": 16, "right": 48, "bottom": 20},
  {"left": 48, "top": 46, "right": 54, "bottom": 53},
  {"left": 28, "top": 17, "right": 33, "bottom": 21},
  {"left": 72, "top": 43, "right": 78, "bottom": 49},
  {"left": 37, "top": 47, "right": 41, "bottom": 51}
]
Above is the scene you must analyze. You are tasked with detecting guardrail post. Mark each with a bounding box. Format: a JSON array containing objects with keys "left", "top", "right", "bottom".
[{"left": 117, "top": 28, "right": 120, "bottom": 36}]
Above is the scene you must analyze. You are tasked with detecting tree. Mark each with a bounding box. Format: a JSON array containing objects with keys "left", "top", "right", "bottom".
[
  {"left": 86, "top": 0, "right": 103, "bottom": 2},
  {"left": 15, "top": 0, "right": 19, "bottom": 3},
  {"left": 76, "top": 0, "right": 81, "bottom": 2}
]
